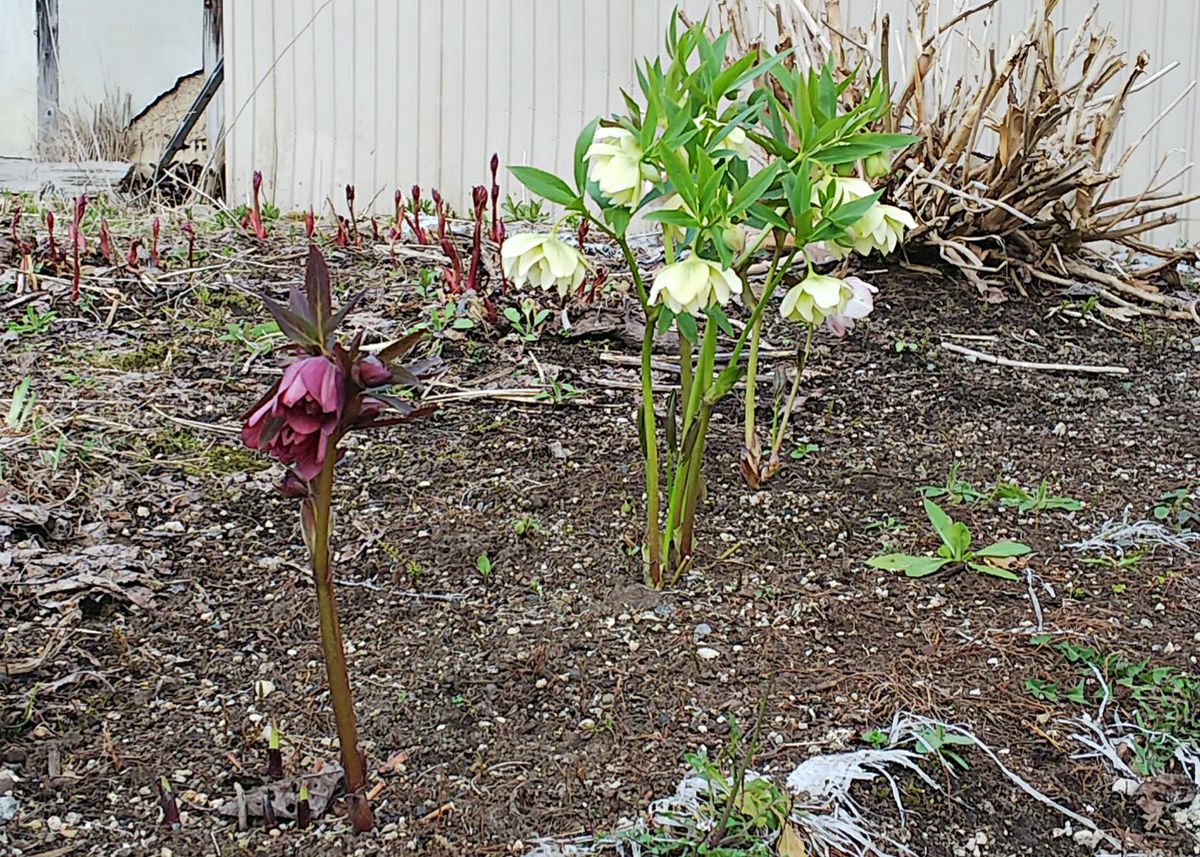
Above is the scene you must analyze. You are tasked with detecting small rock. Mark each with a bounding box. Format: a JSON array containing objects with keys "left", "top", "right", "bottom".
[
  {"left": 253, "top": 680, "right": 275, "bottom": 699},
  {"left": 578, "top": 718, "right": 596, "bottom": 731},
  {"left": 0, "top": 795, "right": 18, "bottom": 823},
  {"left": 696, "top": 647, "right": 720, "bottom": 660},
  {"left": 548, "top": 441, "right": 567, "bottom": 460},
  {"left": 693, "top": 623, "right": 712, "bottom": 639}
]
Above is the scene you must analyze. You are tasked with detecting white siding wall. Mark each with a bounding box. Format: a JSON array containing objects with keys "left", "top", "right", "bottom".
[
  {"left": 0, "top": 0, "right": 203, "bottom": 159},
  {"left": 0, "top": 0, "right": 38, "bottom": 157},
  {"left": 224, "top": 0, "right": 1199, "bottom": 242}
]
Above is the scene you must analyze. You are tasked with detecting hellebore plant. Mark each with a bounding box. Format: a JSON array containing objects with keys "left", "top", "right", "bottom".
[
  {"left": 241, "top": 247, "right": 438, "bottom": 831},
  {"left": 510, "top": 17, "right": 916, "bottom": 588}
]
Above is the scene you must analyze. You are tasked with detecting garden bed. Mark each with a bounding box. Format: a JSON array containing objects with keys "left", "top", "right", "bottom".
[{"left": 2, "top": 220, "right": 1199, "bottom": 855}]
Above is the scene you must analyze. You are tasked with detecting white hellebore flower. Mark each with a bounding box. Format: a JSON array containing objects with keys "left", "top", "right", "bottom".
[
  {"left": 700, "top": 117, "right": 754, "bottom": 161},
  {"left": 780, "top": 272, "right": 852, "bottom": 326},
  {"left": 830, "top": 203, "right": 916, "bottom": 258},
  {"left": 649, "top": 256, "right": 741, "bottom": 317},
  {"left": 825, "top": 276, "right": 877, "bottom": 337},
  {"left": 501, "top": 232, "right": 587, "bottom": 297},
  {"left": 585, "top": 126, "right": 658, "bottom": 209},
  {"left": 814, "top": 175, "right": 875, "bottom": 206}
]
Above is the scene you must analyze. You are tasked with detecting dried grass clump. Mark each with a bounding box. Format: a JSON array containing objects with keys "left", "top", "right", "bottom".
[
  {"left": 40, "top": 90, "right": 135, "bottom": 163},
  {"left": 716, "top": 0, "right": 1200, "bottom": 321}
]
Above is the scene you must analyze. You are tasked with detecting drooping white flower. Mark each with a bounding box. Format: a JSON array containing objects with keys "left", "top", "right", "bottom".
[
  {"left": 813, "top": 175, "right": 875, "bottom": 207},
  {"left": 779, "top": 271, "right": 853, "bottom": 326},
  {"left": 828, "top": 204, "right": 916, "bottom": 258},
  {"left": 585, "top": 126, "right": 658, "bottom": 209},
  {"left": 649, "top": 256, "right": 741, "bottom": 317},
  {"left": 825, "top": 276, "right": 877, "bottom": 337},
  {"left": 501, "top": 232, "right": 587, "bottom": 296},
  {"left": 700, "top": 117, "right": 754, "bottom": 161}
]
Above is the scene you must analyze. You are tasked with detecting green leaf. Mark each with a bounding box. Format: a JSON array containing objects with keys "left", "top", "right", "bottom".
[
  {"left": 503, "top": 306, "right": 522, "bottom": 325},
  {"left": 645, "top": 209, "right": 698, "bottom": 228},
  {"left": 509, "top": 166, "right": 578, "bottom": 207},
  {"left": 922, "top": 500, "right": 958, "bottom": 552},
  {"left": 730, "top": 161, "right": 782, "bottom": 218},
  {"left": 656, "top": 306, "right": 676, "bottom": 336},
  {"left": 812, "top": 133, "right": 921, "bottom": 165},
  {"left": 747, "top": 202, "right": 789, "bottom": 231},
  {"left": 676, "top": 311, "right": 698, "bottom": 344},
  {"left": 573, "top": 118, "right": 600, "bottom": 192},
  {"left": 866, "top": 554, "right": 951, "bottom": 578},
  {"left": 973, "top": 540, "right": 1032, "bottom": 558},
  {"left": 967, "top": 562, "right": 1021, "bottom": 581},
  {"left": 603, "top": 205, "right": 632, "bottom": 237},
  {"left": 704, "top": 304, "right": 734, "bottom": 337},
  {"left": 659, "top": 145, "right": 698, "bottom": 211}
]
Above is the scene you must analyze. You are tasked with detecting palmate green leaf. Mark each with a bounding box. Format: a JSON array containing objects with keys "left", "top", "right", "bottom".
[
  {"left": 968, "top": 562, "right": 1021, "bottom": 582},
  {"left": 509, "top": 166, "right": 578, "bottom": 207},
  {"left": 867, "top": 554, "right": 951, "bottom": 578},
  {"left": 973, "top": 540, "right": 1033, "bottom": 558}
]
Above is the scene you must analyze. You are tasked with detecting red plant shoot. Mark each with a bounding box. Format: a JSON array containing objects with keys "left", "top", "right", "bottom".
[
  {"left": 408, "top": 185, "right": 428, "bottom": 244},
  {"left": 46, "top": 211, "right": 59, "bottom": 264},
  {"left": 244, "top": 170, "right": 269, "bottom": 240},
  {"left": 335, "top": 217, "right": 349, "bottom": 248},
  {"left": 432, "top": 189, "right": 447, "bottom": 245},
  {"left": 182, "top": 222, "right": 196, "bottom": 273},
  {"left": 150, "top": 217, "right": 162, "bottom": 269},
  {"left": 345, "top": 184, "right": 360, "bottom": 245},
  {"left": 467, "top": 185, "right": 488, "bottom": 293},
  {"left": 489, "top": 153, "right": 505, "bottom": 245},
  {"left": 305, "top": 208, "right": 316, "bottom": 241},
  {"left": 68, "top": 194, "right": 88, "bottom": 302},
  {"left": 126, "top": 237, "right": 143, "bottom": 270},
  {"left": 159, "top": 777, "right": 181, "bottom": 829},
  {"left": 99, "top": 218, "right": 114, "bottom": 264}
]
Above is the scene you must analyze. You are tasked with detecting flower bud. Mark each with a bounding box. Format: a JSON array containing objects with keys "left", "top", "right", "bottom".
[
  {"left": 353, "top": 356, "right": 393, "bottom": 388},
  {"left": 722, "top": 224, "right": 747, "bottom": 255},
  {"left": 279, "top": 469, "right": 310, "bottom": 498},
  {"left": 864, "top": 152, "right": 890, "bottom": 179},
  {"left": 345, "top": 184, "right": 355, "bottom": 205},
  {"left": 472, "top": 185, "right": 488, "bottom": 210},
  {"left": 253, "top": 170, "right": 263, "bottom": 193}
]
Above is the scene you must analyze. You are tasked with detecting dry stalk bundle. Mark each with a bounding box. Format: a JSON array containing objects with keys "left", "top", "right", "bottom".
[{"left": 715, "top": 0, "right": 1200, "bottom": 320}]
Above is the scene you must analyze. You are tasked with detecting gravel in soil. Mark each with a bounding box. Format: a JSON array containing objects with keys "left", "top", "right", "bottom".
[{"left": 2, "top": 237, "right": 1199, "bottom": 856}]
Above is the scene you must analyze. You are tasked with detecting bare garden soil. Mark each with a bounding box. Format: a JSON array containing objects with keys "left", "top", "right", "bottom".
[{"left": 2, "top": 228, "right": 1199, "bottom": 856}]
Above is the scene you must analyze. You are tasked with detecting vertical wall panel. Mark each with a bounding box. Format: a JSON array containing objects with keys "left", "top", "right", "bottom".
[{"left": 224, "top": 0, "right": 1198, "bottom": 242}]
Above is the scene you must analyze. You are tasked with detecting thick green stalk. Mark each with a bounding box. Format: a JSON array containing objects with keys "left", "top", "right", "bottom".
[
  {"left": 674, "top": 402, "right": 712, "bottom": 584},
  {"left": 308, "top": 448, "right": 373, "bottom": 833},
  {"left": 741, "top": 245, "right": 782, "bottom": 459},
  {"left": 678, "top": 334, "right": 693, "bottom": 417},
  {"left": 662, "top": 319, "right": 717, "bottom": 564},
  {"left": 639, "top": 307, "right": 663, "bottom": 588}
]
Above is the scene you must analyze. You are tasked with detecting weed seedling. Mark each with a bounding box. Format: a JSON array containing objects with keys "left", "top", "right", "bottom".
[
  {"left": 7, "top": 306, "right": 56, "bottom": 336},
  {"left": 512, "top": 515, "right": 543, "bottom": 537},
  {"left": 502, "top": 195, "right": 549, "bottom": 224},
  {"left": 504, "top": 298, "right": 551, "bottom": 341},
  {"left": 475, "top": 553, "right": 494, "bottom": 581},
  {"left": 1153, "top": 488, "right": 1197, "bottom": 531},
  {"left": 919, "top": 461, "right": 989, "bottom": 505},
  {"left": 914, "top": 723, "right": 973, "bottom": 770},
  {"left": 993, "top": 479, "right": 1082, "bottom": 513},
  {"left": 867, "top": 499, "right": 1032, "bottom": 580},
  {"left": 788, "top": 442, "right": 819, "bottom": 460}
]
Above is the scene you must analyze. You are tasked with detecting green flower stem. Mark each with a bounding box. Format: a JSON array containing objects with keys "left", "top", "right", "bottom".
[
  {"left": 662, "top": 319, "right": 717, "bottom": 571},
  {"left": 308, "top": 446, "right": 373, "bottom": 833},
  {"left": 678, "top": 334, "right": 693, "bottom": 415},
  {"left": 674, "top": 401, "right": 712, "bottom": 583},
  {"left": 768, "top": 323, "right": 814, "bottom": 466},
  {"left": 639, "top": 304, "right": 663, "bottom": 587},
  {"left": 740, "top": 244, "right": 783, "bottom": 457}
]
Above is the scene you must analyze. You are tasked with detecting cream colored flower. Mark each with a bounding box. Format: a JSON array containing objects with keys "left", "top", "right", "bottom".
[
  {"left": 649, "top": 256, "right": 741, "bottom": 317},
  {"left": 700, "top": 117, "right": 754, "bottom": 161},
  {"left": 779, "top": 272, "right": 852, "bottom": 325},
  {"left": 501, "top": 232, "right": 587, "bottom": 297},
  {"left": 585, "top": 126, "right": 658, "bottom": 209},
  {"left": 813, "top": 175, "right": 875, "bottom": 207},
  {"left": 828, "top": 204, "right": 916, "bottom": 258}
]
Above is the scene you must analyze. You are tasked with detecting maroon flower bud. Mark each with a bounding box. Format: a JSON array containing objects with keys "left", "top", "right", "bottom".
[
  {"left": 394, "top": 188, "right": 403, "bottom": 208},
  {"left": 345, "top": 184, "right": 355, "bottom": 206},
  {"left": 490, "top": 153, "right": 499, "bottom": 175},
  {"left": 352, "top": 356, "right": 392, "bottom": 388},
  {"left": 253, "top": 170, "right": 263, "bottom": 193},
  {"left": 411, "top": 185, "right": 421, "bottom": 206},
  {"left": 431, "top": 188, "right": 442, "bottom": 207},
  {"left": 279, "top": 469, "right": 309, "bottom": 498},
  {"left": 472, "top": 185, "right": 488, "bottom": 211},
  {"left": 305, "top": 209, "right": 315, "bottom": 239}
]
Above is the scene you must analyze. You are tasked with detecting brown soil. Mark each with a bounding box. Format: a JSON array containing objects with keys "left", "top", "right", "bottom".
[{"left": 2, "top": 218, "right": 1199, "bottom": 857}]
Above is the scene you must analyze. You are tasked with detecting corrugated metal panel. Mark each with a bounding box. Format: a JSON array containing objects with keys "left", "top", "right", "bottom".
[{"left": 225, "top": 0, "right": 1198, "bottom": 242}]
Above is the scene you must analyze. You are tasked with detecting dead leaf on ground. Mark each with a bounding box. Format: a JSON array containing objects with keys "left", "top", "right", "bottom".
[
  {"left": 1135, "top": 773, "right": 1195, "bottom": 829},
  {"left": 217, "top": 766, "right": 343, "bottom": 821},
  {"left": 2, "top": 542, "right": 160, "bottom": 608},
  {"left": 777, "top": 821, "right": 807, "bottom": 856}
]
